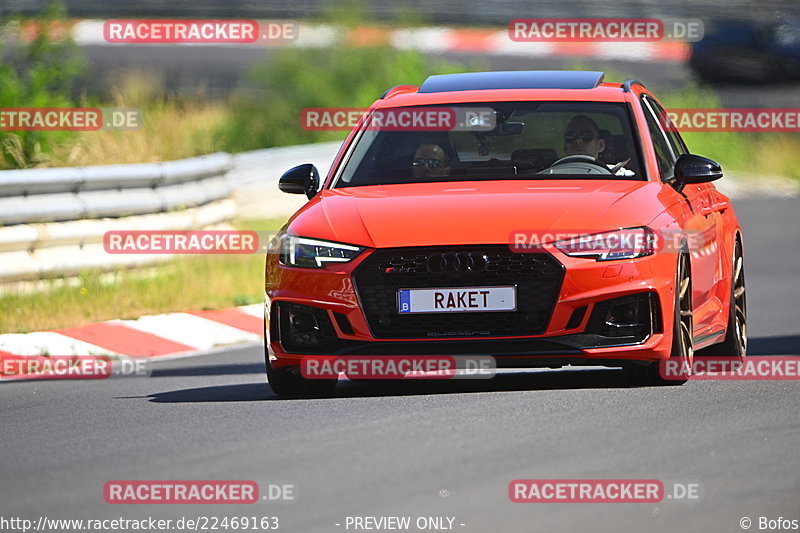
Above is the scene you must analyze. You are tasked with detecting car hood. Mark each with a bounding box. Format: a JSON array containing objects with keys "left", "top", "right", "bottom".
[{"left": 287, "top": 180, "right": 673, "bottom": 248}]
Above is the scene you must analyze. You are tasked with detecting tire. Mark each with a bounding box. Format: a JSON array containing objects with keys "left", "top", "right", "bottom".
[
  {"left": 263, "top": 318, "right": 337, "bottom": 398},
  {"left": 626, "top": 250, "right": 693, "bottom": 386},
  {"left": 266, "top": 360, "right": 338, "bottom": 397},
  {"left": 697, "top": 237, "right": 747, "bottom": 359}
]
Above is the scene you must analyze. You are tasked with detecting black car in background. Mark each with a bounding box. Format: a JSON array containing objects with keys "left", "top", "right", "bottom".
[{"left": 690, "top": 16, "right": 800, "bottom": 83}]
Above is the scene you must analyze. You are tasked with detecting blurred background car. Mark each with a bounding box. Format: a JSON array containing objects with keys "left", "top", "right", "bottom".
[{"left": 689, "top": 16, "right": 800, "bottom": 83}]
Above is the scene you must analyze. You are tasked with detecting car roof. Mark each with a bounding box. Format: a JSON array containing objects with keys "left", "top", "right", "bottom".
[{"left": 373, "top": 71, "right": 634, "bottom": 108}]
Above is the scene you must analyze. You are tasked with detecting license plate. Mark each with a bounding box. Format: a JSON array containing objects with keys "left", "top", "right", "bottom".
[{"left": 398, "top": 286, "right": 516, "bottom": 314}]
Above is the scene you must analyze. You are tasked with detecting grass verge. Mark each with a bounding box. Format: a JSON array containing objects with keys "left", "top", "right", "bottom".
[
  {"left": 46, "top": 71, "right": 229, "bottom": 166},
  {"left": 658, "top": 83, "right": 800, "bottom": 181}
]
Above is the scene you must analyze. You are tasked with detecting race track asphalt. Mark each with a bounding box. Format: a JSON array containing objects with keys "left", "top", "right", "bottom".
[{"left": 1, "top": 196, "right": 798, "bottom": 533}]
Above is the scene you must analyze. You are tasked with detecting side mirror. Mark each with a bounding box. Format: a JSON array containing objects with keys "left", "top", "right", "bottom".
[
  {"left": 279, "top": 164, "right": 320, "bottom": 199},
  {"left": 673, "top": 154, "right": 723, "bottom": 184}
]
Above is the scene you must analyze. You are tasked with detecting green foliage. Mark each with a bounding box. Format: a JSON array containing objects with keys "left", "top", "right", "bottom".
[
  {"left": 219, "top": 26, "right": 465, "bottom": 151},
  {"left": 658, "top": 82, "right": 800, "bottom": 179},
  {"left": 0, "top": 2, "right": 86, "bottom": 168},
  {"left": 656, "top": 81, "right": 747, "bottom": 167}
]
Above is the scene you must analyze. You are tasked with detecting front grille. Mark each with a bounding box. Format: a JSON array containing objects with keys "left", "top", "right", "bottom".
[{"left": 352, "top": 245, "right": 564, "bottom": 338}]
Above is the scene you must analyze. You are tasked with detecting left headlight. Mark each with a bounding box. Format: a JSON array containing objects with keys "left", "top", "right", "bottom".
[
  {"left": 279, "top": 235, "right": 364, "bottom": 268},
  {"left": 555, "top": 227, "right": 657, "bottom": 261}
]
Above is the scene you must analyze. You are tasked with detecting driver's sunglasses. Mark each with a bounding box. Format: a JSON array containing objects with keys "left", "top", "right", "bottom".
[
  {"left": 412, "top": 158, "right": 444, "bottom": 169},
  {"left": 564, "top": 130, "right": 597, "bottom": 143}
]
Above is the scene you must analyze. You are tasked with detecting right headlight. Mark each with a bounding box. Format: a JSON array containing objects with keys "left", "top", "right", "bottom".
[
  {"left": 279, "top": 235, "right": 364, "bottom": 269},
  {"left": 554, "top": 227, "right": 657, "bottom": 261}
]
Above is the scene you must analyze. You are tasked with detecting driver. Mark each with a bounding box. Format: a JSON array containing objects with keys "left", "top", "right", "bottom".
[
  {"left": 411, "top": 144, "right": 451, "bottom": 179},
  {"left": 563, "top": 115, "right": 605, "bottom": 159},
  {"left": 559, "top": 115, "right": 634, "bottom": 176}
]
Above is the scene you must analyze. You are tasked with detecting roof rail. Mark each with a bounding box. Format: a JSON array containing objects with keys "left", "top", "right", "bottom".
[
  {"left": 379, "top": 84, "right": 419, "bottom": 99},
  {"left": 622, "top": 79, "right": 646, "bottom": 93}
]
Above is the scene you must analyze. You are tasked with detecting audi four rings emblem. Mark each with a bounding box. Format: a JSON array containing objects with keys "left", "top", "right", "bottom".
[{"left": 426, "top": 252, "right": 490, "bottom": 273}]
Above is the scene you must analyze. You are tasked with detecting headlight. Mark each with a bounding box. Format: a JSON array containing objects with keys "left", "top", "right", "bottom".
[
  {"left": 279, "top": 235, "right": 364, "bottom": 268},
  {"left": 555, "top": 227, "right": 657, "bottom": 261}
]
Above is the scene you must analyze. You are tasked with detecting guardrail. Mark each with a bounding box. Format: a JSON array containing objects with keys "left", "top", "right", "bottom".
[
  {"left": 0, "top": 141, "right": 796, "bottom": 287},
  {"left": 0, "top": 153, "right": 236, "bottom": 284},
  {"left": 0, "top": 152, "right": 233, "bottom": 225}
]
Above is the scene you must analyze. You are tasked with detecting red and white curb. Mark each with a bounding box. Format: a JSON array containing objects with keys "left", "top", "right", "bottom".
[
  {"left": 388, "top": 27, "right": 690, "bottom": 62},
  {"left": 0, "top": 304, "right": 264, "bottom": 380},
  {"left": 54, "top": 20, "right": 690, "bottom": 63}
]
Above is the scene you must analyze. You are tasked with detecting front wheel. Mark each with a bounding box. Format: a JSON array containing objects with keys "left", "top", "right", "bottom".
[
  {"left": 626, "top": 251, "right": 693, "bottom": 386},
  {"left": 697, "top": 237, "right": 747, "bottom": 359},
  {"left": 264, "top": 316, "right": 337, "bottom": 397}
]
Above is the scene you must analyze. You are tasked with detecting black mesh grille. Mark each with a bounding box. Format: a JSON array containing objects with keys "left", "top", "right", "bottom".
[
  {"left": 352, "top": 245, "right": 564, "bottom": 338},
  {"left": 585, "top": 292, "right": 658, "bottom": 341},
  {"left": 277, "top": 302, "right": 341, "bottom": 354}
]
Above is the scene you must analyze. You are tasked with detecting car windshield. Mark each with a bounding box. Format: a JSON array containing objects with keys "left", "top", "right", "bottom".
[{"left": 334, "top": 101, "right": 644, "bottom": 187}]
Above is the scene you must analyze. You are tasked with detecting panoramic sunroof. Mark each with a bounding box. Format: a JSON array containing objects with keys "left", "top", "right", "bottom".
[{"left": 418, "top": 70, "right": 606, "bottom": 93}]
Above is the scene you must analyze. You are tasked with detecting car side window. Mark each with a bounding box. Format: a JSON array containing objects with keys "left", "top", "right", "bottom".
[
  {"left": 646, "top": 96, "right": 689, "bottom": 157},
  {"left": 640, "top": 96, "right": 676, "bottom": 179}
]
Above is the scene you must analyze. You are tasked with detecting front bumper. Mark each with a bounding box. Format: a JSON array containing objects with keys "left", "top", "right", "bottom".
[{"left": 265, "top": 245, "right": 676, "bottom": 369}]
